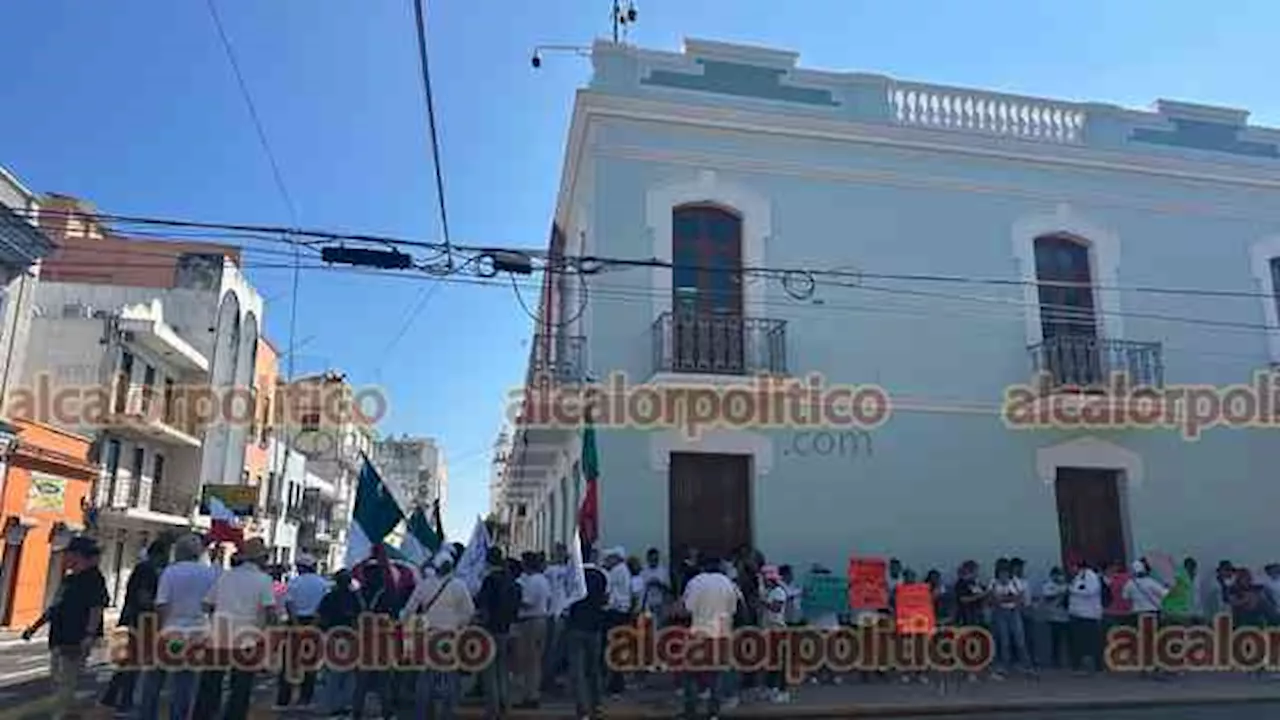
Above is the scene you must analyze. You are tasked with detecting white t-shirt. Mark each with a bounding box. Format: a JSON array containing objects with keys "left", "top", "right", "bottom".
[
  {"left": 1068, "top": 569, "right": 1103, "bottom": 620},
  {"left": 1124, "top": 576, "right": 1169, "bottom": 614},
  {"left": 992, "top": 578, "right": 1025, "bottom": 610},
  {"left": 284, "top": 573, "right": 331, "bottom": 619},
  {"left": 783, "top": 582, "right": 803, "bottom": 624},
  {"left": 638, "top": 566, "right": 669, "bottom": 613},
  {"left": 545, "top": 564, "right": 569, "bottom": 617},
  {"left": 606, "top": 563, "right": 632, "bottom": 613},
  {"left": 517, "top": 572, "right": 552, "bottom": 619},
  {"left": 156, "top": 561, "right": 219, "bottom": 633},
  {"left": 761, "top": 585, "right": 788, "bottom": 627},
  {"left": 206, "top": 563, "right": 276, "bottom": 649},
  {"left": 402, "top": 575, "right": 475, "bottom": 630},
  {"left": 682, "top": 571, "right": 741, "bottom": 638}
]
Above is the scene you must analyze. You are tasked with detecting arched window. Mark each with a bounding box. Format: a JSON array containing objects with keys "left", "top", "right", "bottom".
[
  {"left": 672, "top": 204, "right": 743, "bottom": 316},
  {"left": 1034, "top": 235, "right": 1096, "bottom": 338},
  {"left": 670, "top": 205, "right": 745, "bottom": 373}
]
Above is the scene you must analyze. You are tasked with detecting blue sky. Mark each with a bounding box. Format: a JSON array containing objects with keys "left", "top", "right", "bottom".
[{"left": 1, "top": 0, "right": 1275, "bottom": 540}]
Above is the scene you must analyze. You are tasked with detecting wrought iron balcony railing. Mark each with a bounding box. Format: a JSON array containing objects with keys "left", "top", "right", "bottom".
[
  {"left": 652, "top": 311, "right": 787, "bottom": 376},
  {"left": 531, "top": 333, "right": 586, "bottom": 382},
  {"left": 1028, "top": 335, "right": 1164, "bottom": 390}
]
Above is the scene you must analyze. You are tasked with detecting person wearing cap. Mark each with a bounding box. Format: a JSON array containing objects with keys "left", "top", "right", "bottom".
[
  {"left": 21, "top": 535, "right": 109, "bottom": 720},
  {"left": 274, "top": 553, "right": 330, "bottom": 710},
  {"left": 400, "top": 546, "right": 473, "bottom": 718},
  {"left": 601, "top": 546, "right": 630, "bottom": 699},
  {"left": 192, "top": 537, "right": 278, "bottom": 720}
]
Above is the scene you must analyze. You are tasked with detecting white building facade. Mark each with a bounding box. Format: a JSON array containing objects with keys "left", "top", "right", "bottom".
[
  {"left": 374, "top": 435, "right": 447, "bottom": 516},
  {"left": 506, "top": 39, "right": 1280, "bottom": 576},
  {"left": 22, "top": 201, "right": 262, "bottom": 593}
]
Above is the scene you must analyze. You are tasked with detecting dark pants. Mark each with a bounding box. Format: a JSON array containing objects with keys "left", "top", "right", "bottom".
[
  {"left": 192, "top": 667, "right": 257, "bottom": 720},
  {"left": 352, "top": 670, "right": 398, "bottom": 719},
  {"left": 275, "top": 615, "right": 318, "bottom": 707},
  {"left": 1068, "top": 617, "right": 1103, "bottom": 671},
  {"left": 1047, "top": 621, "right": 1070, "bottom": 668},
  {"left": 102, "top": 668, "right": 139, "bottom": 710},
  {"left": 481, "top": 632, "right": 511, "bottom": 720},
  {"left": 682, "top": 671, "right": 725, "bottom": 717},
  {"left": 566, "top": 628, "right": 602, "bottom": 718},
  {"left": 604, "top": 611, "right": 628, "bottom": 694}
]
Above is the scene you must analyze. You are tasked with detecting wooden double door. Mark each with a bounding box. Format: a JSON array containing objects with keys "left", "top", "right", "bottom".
[{"left": 668, "top": 453, "right": 751, "bottom": 566}]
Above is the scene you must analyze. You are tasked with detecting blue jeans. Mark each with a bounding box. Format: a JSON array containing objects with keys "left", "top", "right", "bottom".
[
  {"left": 682, "top": 670, "right": 727, "bottom": 717},
  {"left": 414, "top": 670, "right": 459, "bottom": 720},
  {"left": 137, "top": 669, "right": 197, "bottom": 720},
  {"left": 992, "top": 607, "right": 1029, "bottom": 670},
  {"left": 566, "top": 629, "right": 601, "bottom": 718},
  {"left": 323, "top": 668, "right": 355, "bottom": 714}
]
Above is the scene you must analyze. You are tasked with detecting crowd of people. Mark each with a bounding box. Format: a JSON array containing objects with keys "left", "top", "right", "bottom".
[{"left": 18, "top": 530, "right": 1280, "bottom": 720}]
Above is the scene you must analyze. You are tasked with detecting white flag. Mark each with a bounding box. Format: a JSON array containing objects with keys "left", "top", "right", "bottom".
[
  {"left": 566, "top": 527, "right": 588, "bottom": 603},
  {"left": 455, "top": 517, "right": 491, "bottom": 595}
]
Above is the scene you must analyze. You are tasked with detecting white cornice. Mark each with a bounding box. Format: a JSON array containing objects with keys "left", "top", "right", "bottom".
[{"left": 570, "top": 91, "right": 1280, "bottom": 191}]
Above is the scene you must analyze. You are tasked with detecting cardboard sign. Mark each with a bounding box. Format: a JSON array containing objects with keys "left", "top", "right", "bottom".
[
  {"left": 803, "top": 573, "right": 848, "bottom": 616},
  {"left": 848, "top": 557, "right": 889, "bottom": 609},
  {"left": 895, "top": 583, "right": 936, "bottom": 635},
  {"left": 200, "top": 484, "right": 259, "bottom": 517}
]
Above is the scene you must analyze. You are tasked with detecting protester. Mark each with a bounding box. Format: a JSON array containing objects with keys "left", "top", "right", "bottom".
[
  {"left": 401, "top": 547, "right": 473, "bottom": 719},
  {"left": 760, "top": 565, "right": 792, "bottom": 703},
  {"left": 193, "top": 537, "right": 277, "bottom": 720},
  {"left": 639, "top": 548, "right": 671, "bottom": 622},
  {"left": 22, "top": 536, "right": 109, "bottom": 720},
  {"left": 137, "top": 533, "right": 218, "bottom": 720},
  {"left": 475, "top": 546, "right": 521, "bottom": 720},
  {"left": 566, "top": 547, "right": 609, "bottom": 720},
  {"left": 351, "top": 549, "right": 403, "bottom": 719},
  {"left": 1124, "top": 559, "right": 1169, "bottom": 622},
  {"left": 779, "top": 565, "right": 803, "bottom": 627},
  {"left": 679, "top": 554, "right": 742, "bottom": 719},
  {"left": 990, "top": 558, "right": 1030, "bottom": 678},
  {"left": 102, "top": 540, "right": 166, "bottom": 716},
  {"left": 1009, "top": 558, "right": 1037, "bottom": 668},
  {"left": 513, "top": 552, "right": 551, "bottom": 709},
  {"left": 1039, "top": 567, "right": 1071, "bottom": 669},
  {"left": 543, "top": 542, "right": 570, "bottom": 695},
  {"left": 317, "top": 569, "right": 362, "bottom": 715},
  {"left": 275, "top": 553, "right": 330, "bottom": 710},
  {"left": 602, "top": 547, "right": 631, "bottom": 699},
  {"left": 1067, "top": 555, "right": 1104, "bottom": 673}
]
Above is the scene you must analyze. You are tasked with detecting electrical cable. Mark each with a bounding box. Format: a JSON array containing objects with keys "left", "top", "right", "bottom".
[{"left": 410, "top": 0, "right": 453, "bottom": 269}]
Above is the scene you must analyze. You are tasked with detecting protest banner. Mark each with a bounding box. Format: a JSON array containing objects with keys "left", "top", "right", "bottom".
[
  {"left": 803, "top": 573, "right": 848, "bottom": 616},
  {"left": 848, "top": 556, "right": 889, "bottom": 609},
  {"left": 894, "top": 583, "right": 936, "bottom": 635}
]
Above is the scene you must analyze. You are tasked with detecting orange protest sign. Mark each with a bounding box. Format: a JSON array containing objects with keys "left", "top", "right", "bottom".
[
  {"left": 894, "top": 583, "right": 936, "bottom": 635},
  {"left": 847, "top": 557, "right": 888, "bottom": 609}
]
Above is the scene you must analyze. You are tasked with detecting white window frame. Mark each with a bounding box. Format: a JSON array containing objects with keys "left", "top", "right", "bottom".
[
  {"left": 1248, "top": 236, "right": 1280, "bottom": 365},
  {"left": 1012, "top": 203, "right": 1123, "bottom": 346}
]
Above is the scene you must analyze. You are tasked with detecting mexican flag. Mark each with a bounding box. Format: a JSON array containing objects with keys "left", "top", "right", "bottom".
[
  {"left": 400, "top": 505, "right": 443, "bottom": 566},
  {"left": 343, "top": 454, "right": 405, "bottom": 568},
  {"left": 576, "top": 423, "right": 599, "bottom": 554}
]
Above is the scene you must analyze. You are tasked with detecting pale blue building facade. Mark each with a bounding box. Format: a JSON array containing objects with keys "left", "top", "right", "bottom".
[{"left": 503, "top": 38, "right": 1280, "bottom": 577}]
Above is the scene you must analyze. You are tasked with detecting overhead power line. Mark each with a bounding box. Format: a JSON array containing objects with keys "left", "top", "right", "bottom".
[{"left": 410, "top": 0, "right": 453, "bottom": 269}]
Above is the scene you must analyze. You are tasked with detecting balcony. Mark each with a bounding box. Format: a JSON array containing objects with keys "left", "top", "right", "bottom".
[
  {"left": 1028, "top": 335, "right": 1165, "bottom": 391},
  {"left": 109, "top": 385, "right": 202, "bottom": 448},
  {"left": 652, "top": 311, "right": 787, "bottom": 376},
  {"left": 531, "top": 333, "right": 586, "bottom": 382}
]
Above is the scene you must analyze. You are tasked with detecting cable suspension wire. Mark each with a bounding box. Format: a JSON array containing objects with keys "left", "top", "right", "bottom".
[{"left": 410, "top": 0, "right": 453, "bottom": 269}]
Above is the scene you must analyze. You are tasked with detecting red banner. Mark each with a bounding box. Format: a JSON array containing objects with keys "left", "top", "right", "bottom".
[
  {"left": 848, "top": 557, "right": 889, "bottom": 609},
  {"left": 895, "top": 583, "right": 936, "bottom": 635}
]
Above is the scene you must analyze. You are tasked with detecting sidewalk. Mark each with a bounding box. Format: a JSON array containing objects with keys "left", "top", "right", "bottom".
[{"left": 444, "top": 671, "right": 1280, "bottom": 718}]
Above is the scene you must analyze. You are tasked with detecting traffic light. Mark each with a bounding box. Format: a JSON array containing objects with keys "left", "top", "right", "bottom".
[{"left": 321, "top": 246, "right": 413, "bottom": 270}]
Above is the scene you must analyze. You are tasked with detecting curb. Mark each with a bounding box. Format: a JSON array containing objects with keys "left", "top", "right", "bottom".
[{"left": 452, "top": 690, "right": 1280, "bottom": 718}]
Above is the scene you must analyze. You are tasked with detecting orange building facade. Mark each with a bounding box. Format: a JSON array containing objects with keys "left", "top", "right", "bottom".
[{"left": 0, "top": 419, "right": 96, "bottom": 628}]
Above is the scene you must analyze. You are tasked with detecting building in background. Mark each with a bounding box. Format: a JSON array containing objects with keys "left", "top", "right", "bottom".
[
  {"left": 281, "top": 371, "right": 369, "bottom": 571},
  {"left": 504, "top": 38, "right": 1280, "bottom": 573},
  {"left": 24, "top": 194, "right": 262, "bottom": 598},
  {"left": 242, "top": 338, "right": 280, "bottom": 542},
  {"left": 373, "top": 434, "right": 446, "bottom": 519},
  {"left": 0, "top": 168, "right": 96, "bottom": 628},
  {"left": 260, "top": 437, "right": 303, "bottom": 566}
]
